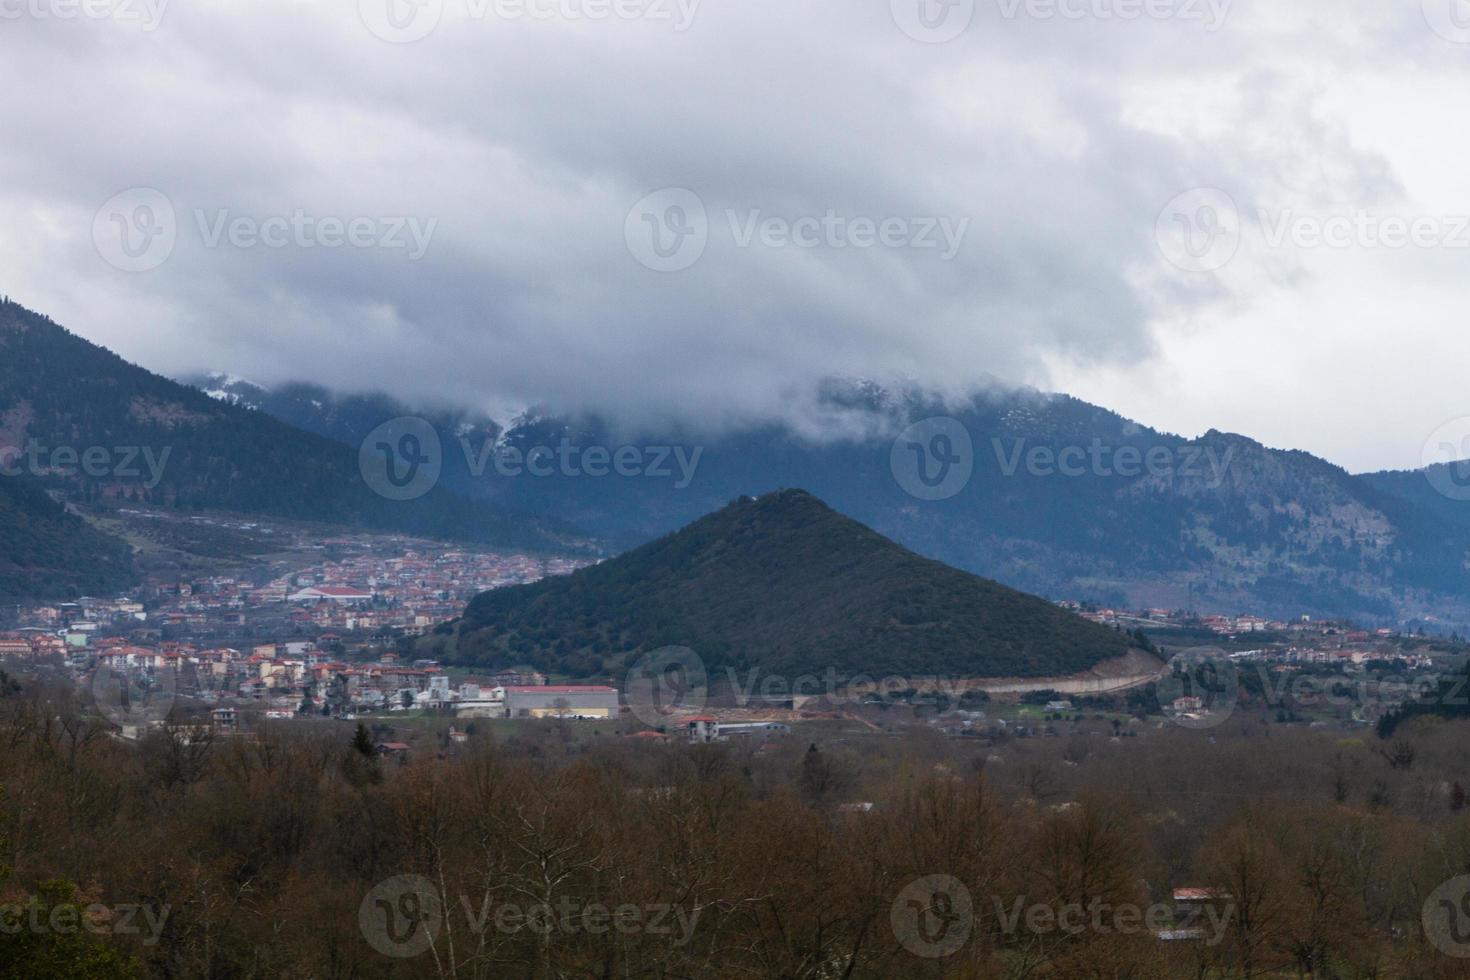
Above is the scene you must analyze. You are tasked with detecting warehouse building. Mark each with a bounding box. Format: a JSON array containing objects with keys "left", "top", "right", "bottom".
[{"left": 502, "top": 685, "right": 619, "bottom": 719}]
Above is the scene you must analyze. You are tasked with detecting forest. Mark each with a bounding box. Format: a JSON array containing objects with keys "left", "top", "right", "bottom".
[{"left": 4, "top": 668, "right": 1470, "bottom": 978}]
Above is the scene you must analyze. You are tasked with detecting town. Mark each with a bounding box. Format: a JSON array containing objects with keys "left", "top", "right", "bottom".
[{"left": 0, "top": 543, "right": 1457, "bottom": 743}]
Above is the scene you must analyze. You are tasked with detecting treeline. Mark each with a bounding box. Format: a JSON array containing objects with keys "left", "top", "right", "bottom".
[
  {"left": 1378, "top": 660, "right": 1470, "bottom": 738},
  {"left": 5, "top": 674, "right": 1470, "bottom": 976}
]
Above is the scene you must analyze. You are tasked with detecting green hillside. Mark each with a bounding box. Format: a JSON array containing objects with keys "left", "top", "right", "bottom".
[
  {"left": 434, "top": 489, "right": 1139, "bottom": 680},
  {"left": 0, "top": 476, "right": 133, "bottom": 600}
]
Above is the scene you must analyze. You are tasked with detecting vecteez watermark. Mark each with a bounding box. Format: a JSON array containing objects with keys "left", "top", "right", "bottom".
[
  {"left": 359, "top": 875, "right": 700, "bottom": 959},
  {"left": 1158, "top": 648, "right": 1456, "bottom": 731},
  {"left": 0, "top": 441, "right": 170, "bottom": 488},
  {"left": 358, "top": 416, "right": 704, "bottom": 501},
  {"left": 890, "top": 417, "right": 975, "bottom": 502},
  {"left": 889, "top": 0, "right": 1229, "bottom": 43},
  {"left": 1156, "top": 187, "right": 1470, "bottom": 274},
  {"left": 991, "top": 894, "right": 1232, "bottom": 947},
  {"left": 891, "top": 875, "right": 974, "bottom": 957},
  {"left": 1424, "top": 875, "right": 1470, "bottom": 957},
  {"left": 625, "top": 645, "right": 708, "bottom": 727},
  {"left": 357, "top": 0, "right": 699, "bottom": 43},
  {"left": 0, "top": 0, "right": 167, "bottom": 29},
  {"left": 625, "top": 188, "right": 969, "bottom": 273},
  {"left": 1423, "top": 0, "right": 1470, "bottom": 44},
  {"left": 890, "top": 875, "right": 1233, "bottom": 958},
  {"left": 888, "top": 415, "right": 1236, "bottom": 502},
  {"left": 996, "top": 0, "right": 1229, "bottom": 28},
  {"left": 990, "top": 437, "right": 1234, "bottom": 487},
  {"left": 624, "top": 648, "right": 1063, "bottom": 723},
  {"left": 0, "top": 900, "right": 171, "bottom": 946},
  {"left": 1421, "top": 417, "right": 1470, "bottom": 502},
  {"left": 93, "top": 188, "right": 437, "bottom": 273},
  {"left": 723, "top": 666, "right": 995, "bottom": 709},
  {"left": 625, "top": 641, "right": 1442, "bottom": 733},
  {"left": 460, "top": 436, "right": 701, "bottom": 486}
]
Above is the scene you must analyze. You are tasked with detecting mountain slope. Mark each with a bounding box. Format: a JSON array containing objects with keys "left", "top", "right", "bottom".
[
  {"left": 185, "top": 373, "right": 1470, "bottom": 627},
  {"left": 0, "top": 298, "right": 586, "bottom": 553},
  {"left": 475, "top": 391, "right": 1470, "bottom": 626},
  {"left": 0, "top": 476, "right": 133, "bottom": 600},
  {"left": 1360, "top": 464, "right": 1470, "bottom": 535},
  {"left": 434, "top": 489, "right": 1141, "bottom": 680}
]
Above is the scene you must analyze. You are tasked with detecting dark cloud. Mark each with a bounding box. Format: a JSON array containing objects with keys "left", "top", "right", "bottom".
[{"left": 0, "top": 0, "right": 1460, "bottom": 465}]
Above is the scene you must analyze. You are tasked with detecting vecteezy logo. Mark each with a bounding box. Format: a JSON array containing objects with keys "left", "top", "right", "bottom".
[
  {"left": 1156, "top": 648, "right": 1238, "bottom": 730},
  {"left": 93, "top": 188, "right": 177, "bottom": 272},
  {"left": 625, "top": 646, "right": 707, "bottom": 727},
  {"left": 890, "top": 417, "right": 973, "bottom": 501},
  {"left": 890, "top": 0, "right": 975, "bottom": 43},
  {"left": 90, "top": 662, "right": 178, "bottom": 728},
  {"left": 1424, "top": 875, "right": 1470, "bottom": 957},
  {"left": 359, "top": 417, "right": 442, "bottom": 501},
  {"left": 1421, "top": 417, "right": 1470, "bottom": 502},
  {"left": 625, "top": 188, "right": 708, "bottom": 272},
  {"left": 360, "top": 875, "right": 444, "bottom": 959},
  {"left": 1424, "top": 0, "right": 1470, "bottom": 43},
  {"left": 358, "top": 0, "right": 444, "bottom": 43},
  {"left": 1155, "top": 187, "right": 1241, "bottom": 273},
  {"left": 891, "top": 875, "right": 973, "bottom": 958}
]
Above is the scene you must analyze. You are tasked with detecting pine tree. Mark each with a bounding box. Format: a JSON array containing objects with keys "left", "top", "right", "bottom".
[{"left": 351, "top": 723, "right": 375, "bottom": 757}]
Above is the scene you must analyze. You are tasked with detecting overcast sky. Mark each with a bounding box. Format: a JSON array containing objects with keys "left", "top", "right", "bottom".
[{"left": 0, "top": 0, "right": 1466, "bottom": 471}]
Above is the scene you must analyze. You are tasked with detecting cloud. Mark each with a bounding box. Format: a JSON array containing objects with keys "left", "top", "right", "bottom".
[{"left": 0, "top": 0, "right": 1462, "bottom": 467}]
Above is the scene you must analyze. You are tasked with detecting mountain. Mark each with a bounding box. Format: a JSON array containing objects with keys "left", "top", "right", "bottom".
[
  {"left": 185, "top": 372, "right": 513, "bottom": 462},
  {"left": 429, "top": 489, "right": 1145, "bottom": 681},
  {"left": 479, "top": 389, "right": 1470, "bottom": 627},
  {"left": 212, "top": 374, "right": 1470, "bottom": 627},
  {"left": 0, "top": 475, "right": 133, "bottom": 600},
  {"left": 0, "top": 298, "right": 587, "bottom": 555}
]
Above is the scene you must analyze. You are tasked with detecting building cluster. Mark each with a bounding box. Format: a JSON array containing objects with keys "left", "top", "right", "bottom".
[
  {"left": 6, "top": 627, "right": 619, "bottom": 722},
  {"left": 1065, "top": 602, "right": 1409, "bottom": 641},
  {"left": 270, "top": 549, "right": 587, "bottom": 634},
  {"left": 0, "top": 536, "right": 606, "bottom": 725},
  {"left": 2, "top": 546, "right": 589, "bottom": 654},
  {"left": 682, "top": 717, "right": 793, "bottom": 742}
]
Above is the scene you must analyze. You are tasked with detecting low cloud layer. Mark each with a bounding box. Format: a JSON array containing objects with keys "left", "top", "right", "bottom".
[{"left": 1, "top": 0, "right": 1465, "bottom": 470}]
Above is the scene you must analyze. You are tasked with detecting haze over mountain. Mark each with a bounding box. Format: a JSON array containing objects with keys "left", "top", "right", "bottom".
[
  {"left": 0, "top": 298, "right": 589, "bottom": 586},
  {"left": 198, "top": 371, "right": 1470, "bottom": 629},
  {"left": 430, "top": 489, "right": 1147, "bottom": 681},
  {"left": 7, "top": 1, "right": 1466, "bottom": 477}
]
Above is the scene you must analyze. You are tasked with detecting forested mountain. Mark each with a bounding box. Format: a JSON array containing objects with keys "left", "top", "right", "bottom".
[
  {"left": 430, "top": 489, "right": 1142, "bottom": 679},
  {"left": 212, "top": 372, "right": 1470, "bottom": 627},
  {"left": 1360, "top": 463, "right": 1470, "bottom": 535},
  {"left": 0, "top": 298, "right": 588, "bottom": 556}
]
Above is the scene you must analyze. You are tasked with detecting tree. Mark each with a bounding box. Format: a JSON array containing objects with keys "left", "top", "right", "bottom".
[
  {"left": 351, "top": 723, "right": 375, "bottom": 758},
  {"left": 0, "top": 787, "right": 138, "bottom": 979},
  {"left": 799, "top": 743, "right": 849, "bottom": 807}
]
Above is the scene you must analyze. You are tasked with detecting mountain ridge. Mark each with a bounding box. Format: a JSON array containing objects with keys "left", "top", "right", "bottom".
[
  {"left": 196, "top": 371, "right": 1470, "bottom": 627},
  {"left": 0, "top": 297, "right": 590, "bottom": 559}
]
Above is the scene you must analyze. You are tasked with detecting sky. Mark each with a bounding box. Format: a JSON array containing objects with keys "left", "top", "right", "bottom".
[{"left": 0, "top": 0, "right": 1467, "bottom": 472}]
